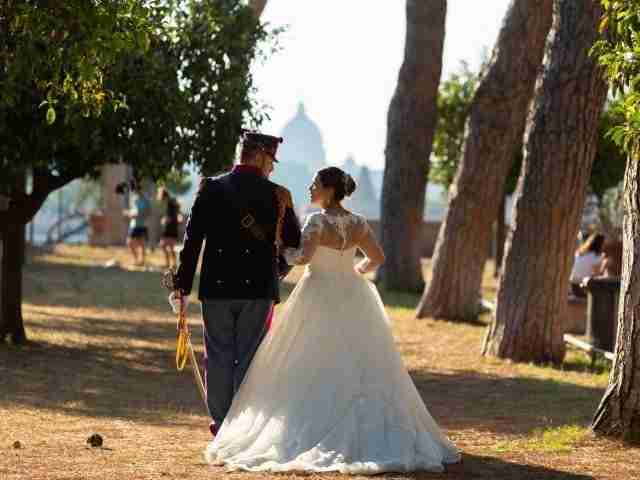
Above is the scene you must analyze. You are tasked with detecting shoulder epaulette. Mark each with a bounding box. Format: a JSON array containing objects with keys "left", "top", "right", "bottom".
[
  {"left": 274, "top": 185, "right": 293, "bottom": 248},
  {"left": 198, "top": 174, "right": 227, "bottom": 193},
  {"left": 275, "top": 185, "right": 293, "bottom": 209}
]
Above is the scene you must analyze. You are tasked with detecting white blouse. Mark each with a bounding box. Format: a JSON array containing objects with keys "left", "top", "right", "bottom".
[{"left": 570, "top": 251, "right": 601, "bottom": 283}]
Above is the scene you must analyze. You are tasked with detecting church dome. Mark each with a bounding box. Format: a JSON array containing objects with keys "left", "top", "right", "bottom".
[{"left": 278, "top": 102, "right": 326, "bottom": 172}]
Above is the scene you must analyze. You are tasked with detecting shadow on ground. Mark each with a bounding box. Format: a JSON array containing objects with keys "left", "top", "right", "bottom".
[
  {"left": 3, "top": 254, "right": 603, "bottom": 436},
  {"left": 0, "top": 249, "right": 619, "bottom": 479},
  {"left": 22, "top": 255, "right": 297, "bottom": 314},
  {"left": 410, "top": 368, "right": 603, "bottom": 436},
  {"left": 0, "top": 329, "right": 205, "bottom": 426},
  {"left": 0, "top": 317, "right": 603, "bottom": 437},
  {"left": 441, "top": 453, "right": 594, "bottom": 479},
  {"left": 0, "top": 256, "right": 297, "bottom": 426},
  {"left": 23, "top": 259, "right": 180, "bottom": 313}
]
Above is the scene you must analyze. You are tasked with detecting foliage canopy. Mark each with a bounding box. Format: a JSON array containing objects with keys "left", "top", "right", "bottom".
[
  {"left": 0, "top": 1, "right": 152, "bottom": 122},
  {"left": 0, "top": 0, "right": 276, "bottom": 220},
  {"left": 430, "top": 61, "right": 626, "bottom": 199},
  {"left": 593, "top": 0, "right": 640, "bottom": 154},
  {"left": 429, "top": 62, "right": 478, "bottom": 188}
]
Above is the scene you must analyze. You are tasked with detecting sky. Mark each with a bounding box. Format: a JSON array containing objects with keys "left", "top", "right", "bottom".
[{"left": 251, "top": 0, "right": 512, "bottom": 171}]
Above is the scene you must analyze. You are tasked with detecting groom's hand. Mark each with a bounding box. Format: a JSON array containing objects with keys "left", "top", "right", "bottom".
[{"left": 168, "top": 290, "right": 189, "bottom": 317}]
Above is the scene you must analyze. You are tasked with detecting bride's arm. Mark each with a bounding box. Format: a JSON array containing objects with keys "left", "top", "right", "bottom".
[
  {"left": 355, "top": 221, "right": 385, "bottom": 275},
  {"left": 283, "top": 213, "right": 323, "bottom": 265}
]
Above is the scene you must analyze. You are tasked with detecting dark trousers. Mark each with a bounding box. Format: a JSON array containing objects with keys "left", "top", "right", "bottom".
[
  {"left": 201, "top": 299, "right": 272, "bottom": 424},
  {"left": 570, "top": 282, "right": 587, "bottom": 298}
]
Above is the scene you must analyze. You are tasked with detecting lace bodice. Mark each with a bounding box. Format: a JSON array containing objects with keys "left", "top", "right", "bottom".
[{"left": 283, "top": 211, "right": 382, "bottom": 274}]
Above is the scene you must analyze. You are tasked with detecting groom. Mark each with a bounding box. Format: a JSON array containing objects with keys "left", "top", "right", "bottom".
[{"left": 174, "top": 131, "right": 301, "bottom": 436}]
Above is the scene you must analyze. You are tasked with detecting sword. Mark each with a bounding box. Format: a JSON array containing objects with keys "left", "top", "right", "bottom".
[{"left": 162, "top": 269, "right": 211, "bottom": 417}]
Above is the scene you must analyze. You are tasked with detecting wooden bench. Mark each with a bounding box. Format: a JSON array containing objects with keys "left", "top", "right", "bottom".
[
  {"left": 563, "top": 333, "right": 614, "bottom": 365},
  {"left": 563, "top": 277, "right": 619, "bottom": 367}
]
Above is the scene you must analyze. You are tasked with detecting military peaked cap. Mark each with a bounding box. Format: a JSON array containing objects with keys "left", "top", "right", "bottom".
[{"left": 241, "top": 130, "right": 284, "bottom": 162}]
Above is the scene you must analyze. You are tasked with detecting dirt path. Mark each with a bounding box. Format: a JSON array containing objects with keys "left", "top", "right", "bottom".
[{"left": 1, "top": 246, "right": 638, "bottom": 479}]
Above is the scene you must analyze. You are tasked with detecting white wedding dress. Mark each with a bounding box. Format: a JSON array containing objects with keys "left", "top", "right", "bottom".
[{"left": 204, "top": 211, "right": 460, "bottom": 474}]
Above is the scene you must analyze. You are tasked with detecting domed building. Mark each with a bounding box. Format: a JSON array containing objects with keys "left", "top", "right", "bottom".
[
  {"left": 271, "top": 102, "right": 327, "bottom": 212},
  {"left": 277, "top": 102, "right": 327, "bottom": 171}
]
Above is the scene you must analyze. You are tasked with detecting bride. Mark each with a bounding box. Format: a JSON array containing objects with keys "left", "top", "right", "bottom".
[{"left": 204, "top": 166, "right": 460, "bottom": 474}]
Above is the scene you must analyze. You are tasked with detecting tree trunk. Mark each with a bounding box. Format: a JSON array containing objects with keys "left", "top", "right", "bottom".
[
  {"left": 1, "top": 217, "right": 27, "bottom": 345},
  {"left": 592, "top": 156, "right": 640, "bottom": 440},
  {"left": 0, "top": 195, "right": 7, "bottom": 343},
  {"left": 0, "top": 171, "right": 27, "bottom": 345},
  {"left": 494, "top": 195, "right": 506, "bottom": 278},
  {"left": 481, "top": 0, "right": 607, "bottom": 364},
  {"left": 0, "top": 168, "right": 78, "bottom": 345},
  {"left": 249, "top": 0, "right": 267, "bottom": 17},
  {"left": 416, "top": 0, "right": 553, "bottom": 320},
  {"left": 377, "top": 0, "right": 446, "bottom": 292}
]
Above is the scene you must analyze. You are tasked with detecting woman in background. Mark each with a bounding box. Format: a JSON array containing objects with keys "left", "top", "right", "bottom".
[
  {"left": 157, "top": 186, "right": 182, "bottom": 269},
  {"left": 124, "top": 182, "right": 151, "bottom": 267},
  {"left": 570, "top": 232, "right": 605, "bottom": 297},
  {"left": 597, "top": 238, "right": 623, "bottom": 278}
]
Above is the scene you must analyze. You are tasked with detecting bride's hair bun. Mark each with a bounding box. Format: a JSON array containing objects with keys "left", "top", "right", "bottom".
[
  {"left": 317, "top": 167, "right": 358, "bottom": 202},
  {"left": 344, "top": 174, "right": 356, "bottom": 197}
]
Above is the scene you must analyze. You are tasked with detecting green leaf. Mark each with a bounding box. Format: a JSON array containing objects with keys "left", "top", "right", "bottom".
[{"left": 46, "top": 107, "right": 56, "bottom": 125}]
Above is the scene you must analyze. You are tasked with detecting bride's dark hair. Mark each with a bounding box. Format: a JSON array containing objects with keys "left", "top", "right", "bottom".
[{"left": 317, "top": 167, "right": 357, "bottom": 202}]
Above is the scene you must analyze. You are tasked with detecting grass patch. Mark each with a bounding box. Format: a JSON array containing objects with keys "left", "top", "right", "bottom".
[
  {"left": 528, "top": 424, "right": 590, "bottom": 453},
  {"left": 494, "top": 425, "right": 590, "bottom": 454}
]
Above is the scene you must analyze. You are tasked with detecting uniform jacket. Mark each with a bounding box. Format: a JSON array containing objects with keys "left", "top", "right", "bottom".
[{"left": 176, "top": 166, "right": 301, "bottom": 303}]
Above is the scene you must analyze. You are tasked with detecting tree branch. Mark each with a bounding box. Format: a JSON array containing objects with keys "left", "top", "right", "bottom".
[
  {"left": 249, "top": 0, "right": 267, "bottom": 18},
  {"left": 0, "top": 168, "right": 83, "bottom": 226},
  {"left": 45, "top": 210, "right": 88, "bottom": 244}
]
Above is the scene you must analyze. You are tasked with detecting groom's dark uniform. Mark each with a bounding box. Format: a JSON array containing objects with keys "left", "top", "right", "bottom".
[{"left": 175, "top": 133, "right": 301, "bottom": 428}]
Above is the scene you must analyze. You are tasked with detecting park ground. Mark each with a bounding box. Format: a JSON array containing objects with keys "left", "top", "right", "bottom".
[{"left": 1, "top": 245, "right": 640, "bottom": 480}]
